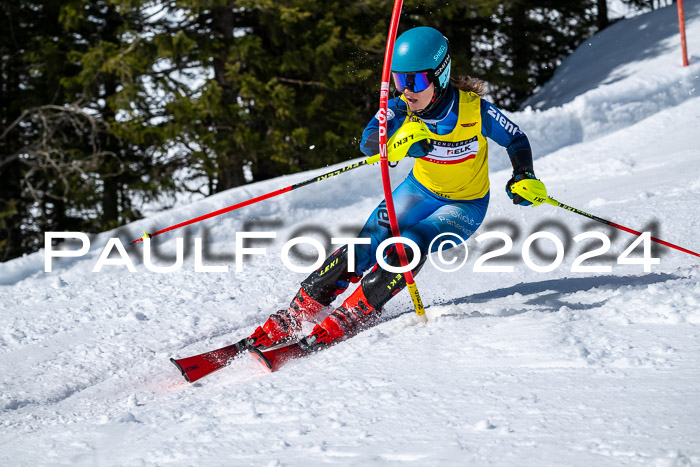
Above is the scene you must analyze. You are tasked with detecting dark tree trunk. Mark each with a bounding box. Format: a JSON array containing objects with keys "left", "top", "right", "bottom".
[
  {"left": 212, "top": 5, "right": 246, "bottom": 192},
  {"left": 597, "top": 0, "right": 609, "bottom": 31},
  {"left": 509, "top": 2, "right": 530, "bottom": 107}
]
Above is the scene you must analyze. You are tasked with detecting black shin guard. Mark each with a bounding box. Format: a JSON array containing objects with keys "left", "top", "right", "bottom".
[
  {"left": 361, "top": 247, "right": 427, "bottom": 311},
  {"left": 300, "top": 245, "right": 361, "bottom": 306}
]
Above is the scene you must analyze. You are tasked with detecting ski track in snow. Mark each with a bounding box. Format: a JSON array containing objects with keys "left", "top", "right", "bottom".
[{"left": 2, "top": 2, "right": 700, "bottom": 466}]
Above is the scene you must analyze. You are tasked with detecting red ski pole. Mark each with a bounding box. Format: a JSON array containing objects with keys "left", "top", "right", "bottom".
[
  {"left": 131, "top": 123, "right": 431, "bottom": 244},
  {"left": 549, "top": 197, "right": 700, "bottom": 258},
  {"left": 132, "top": 160, "right": 368, "bottom": 244},
  {"left": 511, "top": 179, "right": 700, "bottom": 258}
]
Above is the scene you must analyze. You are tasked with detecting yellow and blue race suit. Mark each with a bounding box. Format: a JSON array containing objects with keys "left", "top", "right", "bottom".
[{"left": 353, "top": 84, "right": 533, "bottom": 273}]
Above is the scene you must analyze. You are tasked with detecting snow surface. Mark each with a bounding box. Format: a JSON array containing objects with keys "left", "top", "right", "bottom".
[{"left": 2, "top": 2, "right": 700, "bottom": 466}]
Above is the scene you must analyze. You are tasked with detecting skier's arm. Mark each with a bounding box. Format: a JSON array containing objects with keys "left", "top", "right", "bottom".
[
  {"left": 480, "top": 100, "right": 534, "bottom": 175},
  {"left": 480, "top": 100, "right": 543, "bottom": 206}
]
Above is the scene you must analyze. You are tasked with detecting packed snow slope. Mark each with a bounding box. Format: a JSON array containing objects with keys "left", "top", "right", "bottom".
[{"left": 2, "top": 3, "right": 700, "bottom": 466}]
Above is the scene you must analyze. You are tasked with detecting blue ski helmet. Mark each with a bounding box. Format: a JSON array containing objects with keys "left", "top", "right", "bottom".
[{"left": 391, "top": 27, "right": 451, "bottom": 113}]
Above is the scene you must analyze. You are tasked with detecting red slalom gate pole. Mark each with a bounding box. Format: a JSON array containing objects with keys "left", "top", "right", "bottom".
[
  {"left": 378, "top": 0, "right": 426, "bottom": 321},
  {"left": 678, "top": 0, "right": 689, "bottom": 67}
]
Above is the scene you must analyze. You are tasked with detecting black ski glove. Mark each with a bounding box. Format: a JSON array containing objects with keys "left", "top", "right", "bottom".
[
  {"left": 406, "top": 138, "right": 433, "bottom": 158},
  {"left": 506, "top": 171, "right": 538, "bottom": 206}
]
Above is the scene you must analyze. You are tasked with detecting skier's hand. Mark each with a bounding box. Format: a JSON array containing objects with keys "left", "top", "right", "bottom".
[
  {"left": 506, "top": 171, "right": 543, "bottom": 206},
  {"left": 407, "top": 138, "right": 433, "bottom": 158},
  {"left": 365, "top": 121, "right": 432, "bottom": 165}
]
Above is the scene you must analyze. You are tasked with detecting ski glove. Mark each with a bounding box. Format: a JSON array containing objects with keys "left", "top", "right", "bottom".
[
  {"left": 407, "top": 138, "right": 433, "bottom": 158},
  {"left": 506, "top": 171, "right": 539, "bottom": 206}
]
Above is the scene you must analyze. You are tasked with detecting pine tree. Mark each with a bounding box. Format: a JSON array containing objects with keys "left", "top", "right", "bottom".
[
  {"left": 148, "top": 0, "right": 389, "bottom": 194},
  {"left": 0, "top": 0, "right": 171, "bottom": 260}
]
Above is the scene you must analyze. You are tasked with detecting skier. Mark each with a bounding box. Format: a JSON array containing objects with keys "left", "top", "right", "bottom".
[{"left": 246, "top": 26, "right": 545, "bottom": 353}]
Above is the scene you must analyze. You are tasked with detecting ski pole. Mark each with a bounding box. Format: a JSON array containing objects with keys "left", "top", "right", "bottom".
[
  {"left": 511, "top": 179, "right": 700, "bottom": 258},
  {"left": 132, "top": 122, "right": 430, "bottom": 244}
]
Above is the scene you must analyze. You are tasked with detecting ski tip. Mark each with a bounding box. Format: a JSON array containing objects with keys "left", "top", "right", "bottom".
[
  {"left": 247, "top": 347, "right": 273, "bottom": 373},
  {"left": 170, "top": 357, "right": 191, "bottom": 383}
]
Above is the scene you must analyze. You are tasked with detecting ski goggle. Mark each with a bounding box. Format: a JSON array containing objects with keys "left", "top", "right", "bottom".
[{"left": 392, "top": 71, "right": 432, "bottom": 93}]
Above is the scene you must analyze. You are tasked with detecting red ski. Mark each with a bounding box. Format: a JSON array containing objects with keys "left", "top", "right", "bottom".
[
  {"left": 170, "top": 339, "right": 248, "bottom": 383},
  {"left": 173, "top": 321, "right": 351, "bottom": 381},
  {"left": 171, "top": 338, "right": 303, "bottom": 382},
  {"left": 247, "top": 343, "right": 309, "bottom": 372}
]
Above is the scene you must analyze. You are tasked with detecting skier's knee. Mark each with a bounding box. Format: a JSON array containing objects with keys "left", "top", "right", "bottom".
[{"left": 384, "top": 244, "right": 427, "bottom": 276}]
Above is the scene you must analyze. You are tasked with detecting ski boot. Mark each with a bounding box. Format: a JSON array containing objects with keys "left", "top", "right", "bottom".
[
  {"left": 298, "top": 284, "right": 378, "bottom": 352},
  {"left": 246, "top": 287, "right": 324, "bottom": 348},
  {"left": 247, "top": 246, "right": 361, "bottom": 349},
  {"left": 298, "top": 248, "right": 428, "bottom": 353}
]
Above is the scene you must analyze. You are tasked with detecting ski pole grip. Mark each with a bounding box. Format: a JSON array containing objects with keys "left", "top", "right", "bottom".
[
  {"left": 365, "top": 121, "right": 432, "bottom": 165},
  {"left": 510, "top": 178, "right": 548, "bottom": 206}
]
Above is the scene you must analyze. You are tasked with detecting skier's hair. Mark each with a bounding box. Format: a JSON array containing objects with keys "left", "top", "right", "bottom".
[{"left": 451, "top": 75, "right": 485, "bottom": 96}]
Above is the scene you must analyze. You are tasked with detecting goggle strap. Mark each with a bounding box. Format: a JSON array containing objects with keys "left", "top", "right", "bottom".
[{"left": 433, "top": 48, "right": 451, "bottom": 81}]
